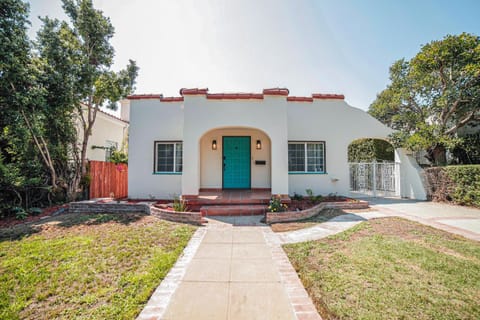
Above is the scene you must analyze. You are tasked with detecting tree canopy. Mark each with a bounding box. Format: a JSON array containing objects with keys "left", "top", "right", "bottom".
[
  {"left": 0, "top": 0, "right": 137, "bottom": 217},
  {"left": 369, "top": 33, "right": 480, "bottom": 165}
]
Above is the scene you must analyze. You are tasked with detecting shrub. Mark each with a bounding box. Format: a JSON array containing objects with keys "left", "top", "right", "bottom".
[
  {"left": 291, "top": 192, "right": 303, "bottom": 201},
  {"left": 305, "top": 189, "right": 323, "bottom": 203},
  {"left": 172, "top": 196, "right": 188, "bottom": 212},
  {"left": 13, "top": 207, "right": 28, "bottom": 220},
  {"left": 425, "top": 165, "right": 480, "bottom": 207},
  {"left": 348, "top": 138, "right": 394, "bottom": 162},
  {"left": 268, "top": 196, "right": 288, "bottom": 213}
]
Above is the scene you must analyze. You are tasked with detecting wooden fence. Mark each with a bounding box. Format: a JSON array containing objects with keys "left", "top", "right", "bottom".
[{"left": 89, "top": 160, "right": 128, "bottom": 199}]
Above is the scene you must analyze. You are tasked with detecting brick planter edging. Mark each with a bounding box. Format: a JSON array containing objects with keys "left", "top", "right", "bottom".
[
  {"left": 150, "top": 206, "right": 203, "bottom": 226},
  {"left": 69, "top": 201, "right": 150, "bottom": 214},
  {"left": 265, "top": 200, "right": 369, "bottom": 224}
]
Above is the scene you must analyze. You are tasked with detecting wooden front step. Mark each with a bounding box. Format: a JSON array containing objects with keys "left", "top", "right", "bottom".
[{"left": 200, "top": 205, "right": 267, "bottom": 216}]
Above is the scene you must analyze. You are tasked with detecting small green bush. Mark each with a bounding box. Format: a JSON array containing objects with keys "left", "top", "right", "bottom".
[
  {"left": 172, "top": 196, "right": 188, "bottom": 212},
  {"left": 268, "top": 196, "right": 288, "bottom": 213}
]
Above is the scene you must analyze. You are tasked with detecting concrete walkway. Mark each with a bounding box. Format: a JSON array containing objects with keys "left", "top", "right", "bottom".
[
  {"left": 369, "top": 198, "right": 480, "bottom": 241},
  {"left": 138, "top": 217, "right": 321, "bottom": 320},
  {"left": 278, "top": 199, "right": 480, "bottom": 244}
]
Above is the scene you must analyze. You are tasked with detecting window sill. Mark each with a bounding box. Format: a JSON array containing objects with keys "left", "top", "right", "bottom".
[
  {"left": 288, "top": 172, "right": 327, "bottom": 175},
  {"left": 153, "top": 172, "right": 183, "bottom": 175}
]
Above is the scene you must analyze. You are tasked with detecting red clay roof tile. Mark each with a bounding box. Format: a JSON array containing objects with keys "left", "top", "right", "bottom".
[
  {"left": 207, "top": 93, "right": 264, "bottom": 100},
  {"left": 312, "top": 93, "right": 345, "bottom": 100},
  {"left": 263, "top": 88, "right": 290, "bottom": 96},
  {"left": 180, "top": 88, "right": 209, "bottom": 95},
  {"left": 286, "top": 96, "right": 314, "bottom": 102},
  {"left": 160, "top": 97, "right": 184, "bottom": 102},
  {"left": 126, "top": 94, "right": 163, "bottom": 100}
]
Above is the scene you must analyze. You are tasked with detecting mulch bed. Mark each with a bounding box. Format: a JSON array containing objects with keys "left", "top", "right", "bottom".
[
  {"left": 0, "top": 205, "right": 68, "bottom": 229},
  {"left": 288, "top": 196, "right": 359, "bottom": 210}
]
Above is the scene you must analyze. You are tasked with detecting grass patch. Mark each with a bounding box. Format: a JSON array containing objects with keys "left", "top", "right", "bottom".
[
  {"left": 283, "top": 217, "right": 480, "bottom": 319},
  {"left": 0, "top": 212, "right": 196, "bottom": 319},
  {"left": 270, "top": 209, "right": 370, "bottom": 233}
]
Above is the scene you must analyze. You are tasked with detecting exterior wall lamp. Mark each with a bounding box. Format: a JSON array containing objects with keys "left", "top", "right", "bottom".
[
  {"left": 212, "top": 139, "right": 217, "bottom": 150},
  {"left": 256, "top": 140, "right": 262, "bottom": 150}
]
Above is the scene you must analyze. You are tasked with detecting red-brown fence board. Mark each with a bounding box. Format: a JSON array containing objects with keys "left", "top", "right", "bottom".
[{"left": 89, "top": 161, "right": 128, "bottom": 199}]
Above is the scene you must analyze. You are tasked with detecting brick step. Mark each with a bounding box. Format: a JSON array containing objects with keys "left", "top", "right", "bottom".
[
  {"left": 200, "top": 205, "right": 268, "bottom": 216},
  {"left": 186, "top": 198, "right": 270, "bottom": 210}
]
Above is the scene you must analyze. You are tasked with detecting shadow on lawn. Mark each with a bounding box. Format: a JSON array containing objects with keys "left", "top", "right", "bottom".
[{"left": 0, "top": 212, "right": 146, "bottom": 242}]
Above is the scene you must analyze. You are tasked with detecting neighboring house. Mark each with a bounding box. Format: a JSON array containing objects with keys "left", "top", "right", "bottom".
[
  {"left": 125, "top": 88, "right": 427, "bottom": 200},
  {"left": 77, "top": 107, "right": 129, "bottom": 162}
]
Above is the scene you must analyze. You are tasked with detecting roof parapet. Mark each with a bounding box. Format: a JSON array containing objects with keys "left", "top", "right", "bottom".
[
  {"left": 312, "top": 93, "right": 345, "bottom": 100},
  {"left": 179, "top": 88, "right": 209, "bottom": 96},
  {"left": 126, "top": 94, "right": 163, "bottom": 100},
  {"left": 263, "top": 88, "right": 290, "bottom": 96}
]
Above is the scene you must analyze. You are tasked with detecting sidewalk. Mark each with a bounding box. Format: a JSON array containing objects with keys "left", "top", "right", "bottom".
[{"left": 137, "top": 217, "right": 321, "bottom": 320}]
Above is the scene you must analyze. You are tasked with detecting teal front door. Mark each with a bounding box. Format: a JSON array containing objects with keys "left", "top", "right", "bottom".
[{"left": 223, "top": 136, "right": 251, "bottom": 189}]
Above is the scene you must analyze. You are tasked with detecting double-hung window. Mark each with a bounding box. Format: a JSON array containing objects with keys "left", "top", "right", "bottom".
[
  {"left": 154, "top": 141, "right": 183, "bottom": 173},
  {"left": 288, "top": 142, "right": 325, "bottom": 173}
]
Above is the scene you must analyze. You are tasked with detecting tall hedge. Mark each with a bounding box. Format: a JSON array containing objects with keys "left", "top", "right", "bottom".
[
  {"left": 348, "top": 139, "right": 394, "bottom": 162},
  {"left": 425, "top": 165, "right": 480, "bottom": 207}
]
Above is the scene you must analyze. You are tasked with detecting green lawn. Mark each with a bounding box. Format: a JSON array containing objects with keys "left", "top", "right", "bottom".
[
  {"left": 0, "top": 212, "right": 196, "bottom": 320},
  {"left": 284, "top": 217, "right": 480, "bottom": 319}
]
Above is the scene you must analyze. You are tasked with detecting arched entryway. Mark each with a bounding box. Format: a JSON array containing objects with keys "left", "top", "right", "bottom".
[{"left": 199, "top": 127, "right": 272, "bottom": 191}]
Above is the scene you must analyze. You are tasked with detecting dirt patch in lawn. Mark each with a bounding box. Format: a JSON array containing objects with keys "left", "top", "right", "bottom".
[
  {"left": 283, "top": 217, "right": 480, "bottom": 319},
  {"left": 0, "top": 212, "right": 197, "bottom": 319},
  {"left": 270, "top": 208, "right": 375, "bottom": 233}
]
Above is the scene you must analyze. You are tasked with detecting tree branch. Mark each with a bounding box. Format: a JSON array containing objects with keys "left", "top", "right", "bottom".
[{"left": 445, "top": 110, "right": 477, "bottom": 135}]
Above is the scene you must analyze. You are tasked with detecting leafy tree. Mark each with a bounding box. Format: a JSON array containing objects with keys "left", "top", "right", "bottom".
[
  {"left": 0, "top": 0, "right": 138, "bottom": 215},
  {"left": 369, "top": 33, "right": 480, "bottom": 165},
  {"left": 0, "top": 0, "right": 50, "bottom": 212},
  {"left": 36, "top": 0, "right": 138, "bottom": 199}
]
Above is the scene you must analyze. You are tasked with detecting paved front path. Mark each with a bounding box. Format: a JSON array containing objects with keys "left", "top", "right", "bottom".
[
  {"left": 278, "top": 199, "right": 480, "bottom": 244},
  {"left": 138, "top": 217, "right": 321, "bottom": 320}
]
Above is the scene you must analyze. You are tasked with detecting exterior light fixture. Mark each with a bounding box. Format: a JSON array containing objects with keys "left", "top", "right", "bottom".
[
  {"left": 256, "top": 140, "right": 262, "bottom": 150},
  {"left": 212, "top": 140, "right": 217, "bottom": 150}
]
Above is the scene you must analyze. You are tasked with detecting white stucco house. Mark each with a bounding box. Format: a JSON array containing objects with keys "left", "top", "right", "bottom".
[
  {"left": 78, "top": 107, "right": 129, "bottom": 162},
  {"left": 124, "top": 88, "right": 427, "bottom": 200}
]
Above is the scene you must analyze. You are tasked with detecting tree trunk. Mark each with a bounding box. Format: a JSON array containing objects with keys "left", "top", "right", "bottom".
[{"left": 427, "top": 145, "right": 447, "bottom": 166}]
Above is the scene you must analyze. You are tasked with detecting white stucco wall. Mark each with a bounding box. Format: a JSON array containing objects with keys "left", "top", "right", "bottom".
[
  {"left": 287, "top": 100, "right": 393, "bottom": 196},
  {"left": 181, "top": 95, "right": 289, "bottom": 195},
  {"left": 200, "top": 128, "right": 271, "bottom": 189},
  {"left": 128, "top": 99, "right": 183, "bottom": 199},
  {"left": 79, "top": 110, "right": 129, "bottom": 162},
  {"left": 127, "top": 92, "right": 428, "bottom": 200}
]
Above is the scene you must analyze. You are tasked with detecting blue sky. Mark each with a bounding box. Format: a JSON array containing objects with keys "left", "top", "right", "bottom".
[{"left": 27, "top": 0, "right": 480, "bottom": 110}]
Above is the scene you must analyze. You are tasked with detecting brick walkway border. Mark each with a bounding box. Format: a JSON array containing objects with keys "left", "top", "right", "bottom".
[
  {"left": 136, "top": 227, "right": 207, "bottom": 320},
  {"left": 263, "top": 228, "right": 322, "bottom": 320}
]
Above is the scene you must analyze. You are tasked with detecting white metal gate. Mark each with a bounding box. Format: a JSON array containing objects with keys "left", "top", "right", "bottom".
[{"left": 349, "top": 161, "right": 400, "bottom": 197}]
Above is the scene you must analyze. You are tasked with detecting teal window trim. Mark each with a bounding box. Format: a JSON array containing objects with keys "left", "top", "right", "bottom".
[
  {"left": 288, "top": 141, "right": 326, "bottom": 173},
  {"left": 154, "top": 141, "right": 183, "bottom": 174},
  {"left": 289, "top": 171, "right": 327, "bottom": 175},
  {"left": 152, "top": 172, "right": 182, "bottom": 175}
]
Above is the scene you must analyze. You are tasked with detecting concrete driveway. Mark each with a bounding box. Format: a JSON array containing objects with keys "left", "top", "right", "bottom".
[{"left": 368, "top": 198, "right": 480, "bottom": 241}]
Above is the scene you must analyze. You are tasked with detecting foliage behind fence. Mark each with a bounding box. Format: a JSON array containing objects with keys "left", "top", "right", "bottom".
[{"left": 89, "top": 161, "right": 128, "bottom": 199}]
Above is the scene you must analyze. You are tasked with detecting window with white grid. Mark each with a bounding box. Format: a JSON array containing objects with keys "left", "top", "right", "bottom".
[{"left": 288, "top": 142, "right": 325, "bottom": 173}]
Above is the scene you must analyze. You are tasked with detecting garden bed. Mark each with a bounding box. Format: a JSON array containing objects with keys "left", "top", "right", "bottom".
[
  {"left": 0, "top": 205, "right": 68, "bottom": 228},
  {"left": 265, "top": 198, "right": 369, "bottom": 224}
]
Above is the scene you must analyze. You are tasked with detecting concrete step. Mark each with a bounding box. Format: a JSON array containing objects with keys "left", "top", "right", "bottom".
[{"left": 200, "top": 205, "right": 267, "bottom": 216}]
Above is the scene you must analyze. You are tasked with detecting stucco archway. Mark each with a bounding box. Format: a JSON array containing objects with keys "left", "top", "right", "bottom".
[{"left": 198, "top": 127, "right": 272, "bottom": 191}]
